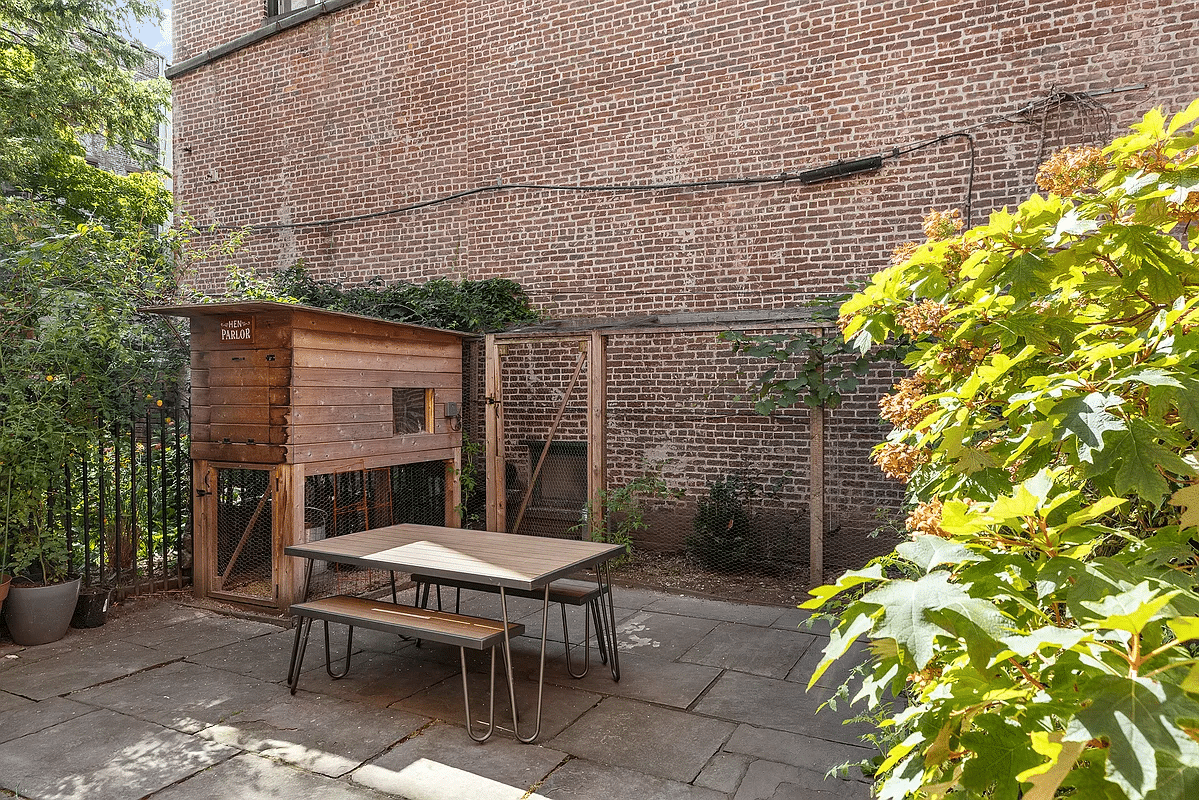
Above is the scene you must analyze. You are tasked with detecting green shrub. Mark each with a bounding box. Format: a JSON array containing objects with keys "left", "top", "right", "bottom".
[
  {"left": 805, "top": 101, "right": 1199, "bottom": 799},
  {"left": 689, "top": 473, "right": 760, "bottom": 571}
]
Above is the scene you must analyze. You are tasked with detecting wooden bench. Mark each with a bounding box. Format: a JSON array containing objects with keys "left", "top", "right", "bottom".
[
  {"left": 411, "top": 575, "right": 609, "bottom": 678},
  {"left": 287, "top": 595, "right": 524, "bottom": 742}
]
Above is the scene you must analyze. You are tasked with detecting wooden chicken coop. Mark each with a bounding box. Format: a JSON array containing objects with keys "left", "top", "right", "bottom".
[{"left": 147, "top": 302, "right": 467, "bottom": 612}]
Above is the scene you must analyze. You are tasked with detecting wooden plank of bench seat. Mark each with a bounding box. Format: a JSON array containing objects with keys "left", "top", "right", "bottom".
[
  {"left": 290, "top": 596, "right": 523, "bottom": 650},
  {"left": 411, "top": 575, "right": 602, "bottom": 605}
]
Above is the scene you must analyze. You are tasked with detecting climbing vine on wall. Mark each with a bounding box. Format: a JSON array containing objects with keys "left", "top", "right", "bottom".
[{"left": 266, "top": 264, "right": 540, "bottom": 333}]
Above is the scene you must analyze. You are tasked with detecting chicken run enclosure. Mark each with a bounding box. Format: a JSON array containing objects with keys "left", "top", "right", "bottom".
[
  {"left": 153, "top": 303, "right": 903, "bottom": 611},
  {"left": 470, "top": 311, "right": 905, "bottom": 594}
]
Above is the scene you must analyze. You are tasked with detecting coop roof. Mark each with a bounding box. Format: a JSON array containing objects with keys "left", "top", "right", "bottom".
[{"left": 142, "top": 300, "right": 470, "bottom": 338}]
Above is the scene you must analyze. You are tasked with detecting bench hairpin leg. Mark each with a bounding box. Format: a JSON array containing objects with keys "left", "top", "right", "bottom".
[
  {"left": 562, "top": 602, "right": 591, "bottom": 679},
  {"left": 502, "top": 585, "right": 549, "bottom": 743},
  {"left": 288, "top": 617, "right": 314, "bottom": 695},
  {"left": 461, "top": 645, "right": 499, "bottom": 742},
  {"left": 323, "top": 620, "right": 354, "bottom": 679}
]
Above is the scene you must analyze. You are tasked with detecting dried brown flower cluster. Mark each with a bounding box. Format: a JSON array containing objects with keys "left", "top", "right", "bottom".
[
  {"left": 905, "top": 499, "right": 947, "bottom": 538},
  {"left": 921, "top": 208, "right": 965, "bottom": 241},
  {"left": 896, "top": 300, "right": 953, "bottom": 339},
  {"left": 935, "top": 338, "right": 992, "bottom": 373},
  {"left": 890, "top": 240, "right": 921, "bottom": 266},
  {"left": 880, "top": 374, "right": 934, "bottom": 429},
  {"left": 874, "top": 441, "right": 927, "bottom": 481},
  {"left": 942, "top": 237, "right": 981, "bottom": 273},
  {"left": 1035, "top": 145, "right": 1107, "bottom": 196}
]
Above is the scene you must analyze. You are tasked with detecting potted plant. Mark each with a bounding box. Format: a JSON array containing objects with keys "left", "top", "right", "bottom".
[{"left": 0, "top": 199, "right": 176, "bottom": 644}]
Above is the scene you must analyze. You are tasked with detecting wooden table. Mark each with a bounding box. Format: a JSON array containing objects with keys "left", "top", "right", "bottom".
[{"left": 285, "top": 523, "right": 625, "bottom": 742}]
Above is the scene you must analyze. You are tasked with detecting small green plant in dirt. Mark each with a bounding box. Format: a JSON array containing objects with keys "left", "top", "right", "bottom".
[
  {"left": 688, "top": 473, "right": 761, "bottom": 572},
  {"left": 574, "top": 461, "right": 681, "bottom": 561}
]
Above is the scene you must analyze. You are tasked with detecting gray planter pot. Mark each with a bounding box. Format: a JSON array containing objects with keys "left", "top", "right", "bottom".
[{"left": 3, "top": 577, "right": 81, "bottom": 646}]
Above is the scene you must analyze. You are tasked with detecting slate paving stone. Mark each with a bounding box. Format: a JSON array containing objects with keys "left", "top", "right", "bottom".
[
  {"left": 680, "top": 621, "right": 817, "bottom": 679},
  {"left": 102, "top": 599, "right": 213, "bottom": 634},
  {"left": 292, "top": 646, "right": 460, "bottom": 707},
  {"left": 359, "top": 720, "right": 567, "bottom": 793},
  {"left": 187, "top": 628, "right": 303, "bottom": 682},
  {"left": 0, "top": 697, "right": 95, "bottom": 745},
  {"left": 644, "top": 594, "right": 787, "bottom": 626},
  {"left": 695, "top": 751, "right": 753, "bottom": 793},
  {"left": 723, "top": 724, "right": 874, "bottom": 780},
  {"left": 536, "top": 757, "right": 727, "bottom": 800},
  {"left": 0, "top": 639, "right": 176, "bottom": 700},
  {"left": 693, "top": 671, "right": 872, "bottom": 746},
  {"left": 533, "top": 647, "right": 721, "bottom": 709},
  {"left": 787, "top": 637, "right": 871, "bottom": 690},
  {"left": 549, "top": 696, "right": 736, "bottom": 783},
  {"left": 613, "top": 610, "right": 720, "bottom": 660},
  {"left": 437, "top": 589, "right": 545, "bottom": 621},
  {"left": 353, "top": 754, "right": 547, "bottom": 800},
  {"left": 0, "top": 639, "right": 70, "bottom": 672},
  {"left": 512, "top": 601, "right": 603, "bottom": 646},
  {"left": 733, "top": 759, "right": 869, "bottom": 800},
  {"left": 122, "top": 614, "right": 280, "bottom": 656},
  {"left": 0, "top": 708, "right": 234, "bottom": 800},
  {"left": 197, "top": 689, "right": 430, "bottom": 777},
  {"left": 153, "top": 751, "right": 384, "bottom": 799},
  {"left": 0, "top": 688, "right": 31, "bottom": 712},
  {"left": 770, "top": 606, "right": 830, "bottom": 637},
  {"left": 394, "top": 666, "right": 602, "bottom": 741},
  {"left": 608, "top": 586, "right": 671, "bottom": 610},
  {"left": 71, "top": 659, "right": 278, "bottom": 734}
]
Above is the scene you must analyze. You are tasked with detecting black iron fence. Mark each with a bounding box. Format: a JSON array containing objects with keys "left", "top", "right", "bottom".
[{"left": 57, "top": 389, "right": 191, "bottom": 596}]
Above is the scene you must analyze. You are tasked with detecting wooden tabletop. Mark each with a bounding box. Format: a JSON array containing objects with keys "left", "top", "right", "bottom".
[{"left": 285, "top": 524, "right": 626, "bottom": 591}]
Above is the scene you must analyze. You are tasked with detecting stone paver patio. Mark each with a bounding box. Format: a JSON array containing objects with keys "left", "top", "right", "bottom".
[{"left": 0, "top": 585, "right": 874, "bottom": 799}]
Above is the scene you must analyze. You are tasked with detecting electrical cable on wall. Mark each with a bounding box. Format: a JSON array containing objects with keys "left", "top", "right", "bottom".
[{"left": 215, "top": 85, "right": 1142, "bottom": 233}]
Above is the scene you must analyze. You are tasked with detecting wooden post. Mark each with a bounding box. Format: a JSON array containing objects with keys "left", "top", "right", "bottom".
[
  {"left": 809, "top": 401, "right": 825, "bottom": 589},
  {"left": 587, "top": 331, "right": 607, "bottom": 541},
  {"left": 484, "top": 335, "right": 506, "bottom": 532},
  {"left": 275, "top": 462, "right": 306, "bottom": 607},
  {"left": 192, "top": 460, "right": 213, "bottom": 600},
  {"left": 445, "top": 452, "right": 462, "bottom": 527}
]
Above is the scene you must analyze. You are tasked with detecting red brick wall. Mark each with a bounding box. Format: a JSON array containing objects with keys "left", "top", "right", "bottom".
[
  {"left": 171, "top": 0, "right": 1198, "bottom": 301},
  {"left": 171, "top": 0, "right": 1199, "bottom": 565}
]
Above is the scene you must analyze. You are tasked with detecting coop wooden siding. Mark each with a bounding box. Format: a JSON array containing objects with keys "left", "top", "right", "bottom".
[
  {"left": 186, "top": 312, "right": 295, "bottom": 452},
  {"left": 289, "top": 433, "right": 458, "bottom": 465},
  {"left": 285, "top": 317, "right": 463, "bottom": 463},
  {"left": 291, "top": 327, "right": 463, "bottom": 358},
  {"left": 291, "top": 348, "right": 460, "bottom": 377}
]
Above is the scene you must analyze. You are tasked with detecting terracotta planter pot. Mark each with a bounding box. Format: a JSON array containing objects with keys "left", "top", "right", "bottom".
[
  {"left": 0, "top": 574, "right": 10, "bottom": 617},
  {"left": 3, "top": 577, "right": 81, "bottom": 646}
]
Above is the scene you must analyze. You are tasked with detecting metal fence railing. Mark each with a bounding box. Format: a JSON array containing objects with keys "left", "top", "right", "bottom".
[{"left": 51, "top": 386, "right": 192, "bottom": 597}]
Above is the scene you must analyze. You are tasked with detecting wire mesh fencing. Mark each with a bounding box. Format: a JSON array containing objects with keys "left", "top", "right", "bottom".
[
  {"left": 300, "top": 461, "right": 448, "bottom": 600},
  {"left": 481, "top": 328, "right": 906, "bottom": 603}
]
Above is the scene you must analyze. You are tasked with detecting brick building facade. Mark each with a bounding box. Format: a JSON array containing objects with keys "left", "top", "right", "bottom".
[{"left": 167, "top": 0, "right": 1199, "bottom": 577}]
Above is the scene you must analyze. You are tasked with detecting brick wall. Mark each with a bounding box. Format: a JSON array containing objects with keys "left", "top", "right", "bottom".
[{"left": 170, "top": 0, "right": 1199, "bottom": 569}]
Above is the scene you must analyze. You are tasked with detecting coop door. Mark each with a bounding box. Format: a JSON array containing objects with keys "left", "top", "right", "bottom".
[{"left": 212, "top": 467, "right": 275, "bottom": 603}]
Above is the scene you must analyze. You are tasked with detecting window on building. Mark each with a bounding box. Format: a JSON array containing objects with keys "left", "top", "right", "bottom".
[
  {"left": 393, "top": 388, "right": 430, "bottom": 435},
  {"left": 266, "top": 0, "right": 322, "bottom": 18}
]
